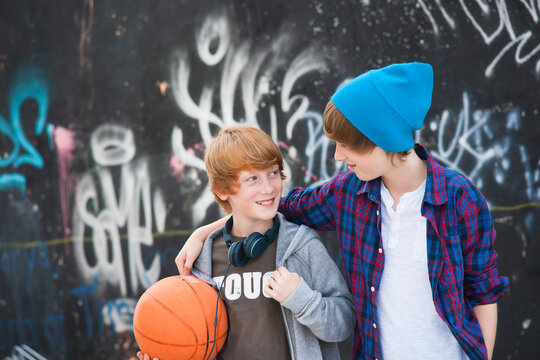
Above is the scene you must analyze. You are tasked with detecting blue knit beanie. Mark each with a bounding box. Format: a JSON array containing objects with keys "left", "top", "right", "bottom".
[{"left": 331, "top": 62, "right": 433, "bottom": 152}]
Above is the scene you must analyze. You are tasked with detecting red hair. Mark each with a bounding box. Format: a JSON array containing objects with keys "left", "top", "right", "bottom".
[{"left": 204, "top": 126, "right": 285, "bottom": 213}]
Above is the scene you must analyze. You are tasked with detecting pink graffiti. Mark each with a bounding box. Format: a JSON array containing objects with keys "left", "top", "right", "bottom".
[
  {"left": 53, "top": 125, "right": 76, "bottom": 252},
  {"left": 169, "top": 154, "right": 186, "bottom": 180}
]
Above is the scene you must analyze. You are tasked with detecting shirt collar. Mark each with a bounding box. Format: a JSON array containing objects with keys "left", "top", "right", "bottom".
[
  {"left": 356, "top": 144, "right": 447, "bottom": 206},
  {"left": 414, "top": 143, "right": 447, "bottom": 205},
  {"left": 357, "top": 175, "right": 382, "bottom": 204}
]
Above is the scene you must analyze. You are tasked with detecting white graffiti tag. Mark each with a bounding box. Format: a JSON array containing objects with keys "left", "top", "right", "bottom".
[
  {"left": 169, "top": 11, "right": 343, "bottom": 224},
  {"left": 419, "top": 91, "right": 518, "bottom": 189},
  {"left": 418, "top": 0, "right": 540, "bottom": 76},
  {"left": 73, "top": 124, "right": 166, "bottom": 296}
]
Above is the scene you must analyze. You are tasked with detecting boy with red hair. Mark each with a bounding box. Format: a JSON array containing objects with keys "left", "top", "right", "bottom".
[{"left": 140, "top": 126, "right": 355, "bottom": 360}]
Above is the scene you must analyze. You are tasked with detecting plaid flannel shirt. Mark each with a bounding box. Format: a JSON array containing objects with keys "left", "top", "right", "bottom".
[{"left": 279, "top": 144, "right": 508, "bottom": 360}]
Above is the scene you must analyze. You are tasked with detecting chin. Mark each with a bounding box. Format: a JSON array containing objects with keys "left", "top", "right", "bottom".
[
  {"left": 261, "top": 209, "right": 278, "bottom": 220},
  {"left": 355, "top": 173, "right": 375, "bottom": 182},
  {"left": 352, "top": 172, "right": 365, "bottom": 181}
]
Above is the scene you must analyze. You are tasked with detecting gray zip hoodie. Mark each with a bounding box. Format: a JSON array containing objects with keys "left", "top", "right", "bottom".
[{"left": 191, "top": 212, "right": 356, "bottom": 360}]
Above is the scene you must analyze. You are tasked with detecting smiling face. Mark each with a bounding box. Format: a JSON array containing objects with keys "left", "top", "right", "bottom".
[
  {"left": 204, "top": 126, "right": 286, "bottom": 214},
  {"left": 217, "top": 164, "right": 283, "bottom": 234},
  {"left": 334, "top": 142, "right": 392, "bottom": 181}
]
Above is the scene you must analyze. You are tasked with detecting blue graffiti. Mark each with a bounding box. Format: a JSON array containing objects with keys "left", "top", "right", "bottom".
[
  {"left": 0, "top": 242, "right": 58, "bottom": 290},
  {"left": 0, "top": 291, "right": 65, "bottom": 356},
  {"left": 103, "top": 298, "right": 137, "bottom": 336},
  {"left": 69, "top": 282, "right": 96, "bottom": 340},
  {"left": 67, "top": 279, "right": 130, "bottom": 339},
  {"left": 0, "top": 317, "right": 37, "bottom": 352},
  {"left": 0, "top": 67, "right": 49, "bottom": 193}
]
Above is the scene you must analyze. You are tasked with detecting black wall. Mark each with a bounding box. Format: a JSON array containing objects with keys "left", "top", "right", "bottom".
[{"left": 0, "top": 1, "right": 538, "bottom": 359}]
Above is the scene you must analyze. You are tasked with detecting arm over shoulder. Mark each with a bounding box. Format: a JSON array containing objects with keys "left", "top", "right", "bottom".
[{"left": 279, "top": 172, "right": 351, "bottom": 231}]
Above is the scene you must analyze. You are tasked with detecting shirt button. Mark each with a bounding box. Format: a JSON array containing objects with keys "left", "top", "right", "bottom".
[
  {"left": 376, "top": 210, "right": 380, "bottom": 216},
  {"left": 372, "top": 322, "right": 377, "bottom": 329},
  {"left": 378, "top": 248, "right": 383, "bottom": 254},
  {"left": 370, "top": 286, "right": 375, "bottom": 292}
]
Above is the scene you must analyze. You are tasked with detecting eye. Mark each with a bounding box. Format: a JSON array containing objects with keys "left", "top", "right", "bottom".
[{"left": 247, "top": 176, "right": 258, "bottom": 182}]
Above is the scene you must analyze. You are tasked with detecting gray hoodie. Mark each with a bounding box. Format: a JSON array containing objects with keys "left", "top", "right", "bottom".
[{"left": 191, "top": 213, "right": 356, "bottom": 360}]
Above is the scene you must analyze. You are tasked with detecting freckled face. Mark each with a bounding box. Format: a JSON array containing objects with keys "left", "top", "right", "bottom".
[
  {"left": 219, "top": 164, "right": 283, "bottom": 229},
  {"left": 334, "top": 142, "right": 392, "bottom": 181}
]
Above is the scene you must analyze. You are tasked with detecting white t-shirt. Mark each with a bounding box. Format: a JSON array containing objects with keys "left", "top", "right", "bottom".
[{"left": 376, "top": 180, "right": 469, "bottom": 360}]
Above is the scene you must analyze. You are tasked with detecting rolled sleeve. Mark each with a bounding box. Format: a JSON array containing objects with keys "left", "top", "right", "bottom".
[{"left": 460, "top": 198, "right": 509, "bottom": 306}]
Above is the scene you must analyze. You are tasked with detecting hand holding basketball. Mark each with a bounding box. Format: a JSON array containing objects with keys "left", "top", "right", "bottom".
[
  {"left": 136, "top": 351, "right": 158, "bottom": 360},
  {"left": 265, "top": 266, "right": 301, "bottom": 303}
]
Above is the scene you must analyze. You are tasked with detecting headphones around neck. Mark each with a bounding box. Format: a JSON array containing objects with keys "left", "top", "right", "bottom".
[{"left": 223, "top": 216, "right": 280, "bottom": 267}]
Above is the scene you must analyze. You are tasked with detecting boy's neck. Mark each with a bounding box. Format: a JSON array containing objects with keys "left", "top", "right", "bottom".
[
  {"left": 229, "top": 213, "right": 276, "bottom": 237},
  {"left": 381, "top": 151, "right": 427, "bottom": 210}
]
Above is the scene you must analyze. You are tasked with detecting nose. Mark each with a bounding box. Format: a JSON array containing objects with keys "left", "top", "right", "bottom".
[
  {"left": 334, "top": 142, "right": 345, "bottom": 161},
  {"left": 260, "top": 176, "right": 274, "bottom": 194}
]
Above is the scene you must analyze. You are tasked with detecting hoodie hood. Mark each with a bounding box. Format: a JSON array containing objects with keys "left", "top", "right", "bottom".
[{"left": 274, "top": 212, "right": 314, "bottom": 266}]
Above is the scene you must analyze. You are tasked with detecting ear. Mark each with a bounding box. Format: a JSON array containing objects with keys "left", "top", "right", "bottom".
[{"left": 216, "top": 193, "right": 229, "bottom": 201}]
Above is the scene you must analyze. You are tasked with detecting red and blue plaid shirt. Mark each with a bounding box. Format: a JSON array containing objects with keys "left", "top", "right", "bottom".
[{"left": 279, "top": 144, "right": 508, "bottom": 360}]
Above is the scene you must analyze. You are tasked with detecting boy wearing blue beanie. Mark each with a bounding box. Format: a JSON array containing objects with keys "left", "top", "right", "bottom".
[{"left": 177, "top": 63, "right": 508, "bottom": 360}]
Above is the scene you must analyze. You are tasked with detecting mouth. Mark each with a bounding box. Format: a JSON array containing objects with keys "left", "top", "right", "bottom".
[
  {"left": 256, "top": 198, "right": 275, "bottom": 206},
  {"left": 347, "top": 164, "right": 356, "bottom": 171}
]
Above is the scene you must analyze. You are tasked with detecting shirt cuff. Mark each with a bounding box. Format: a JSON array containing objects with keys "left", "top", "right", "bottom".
[{"left": 281, "top": 277, "right": 317, "bottom": 316}]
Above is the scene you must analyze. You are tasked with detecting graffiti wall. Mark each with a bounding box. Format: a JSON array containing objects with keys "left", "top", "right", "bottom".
[{"left": 0, "top": 0, "right": 538, "bottom": 358}]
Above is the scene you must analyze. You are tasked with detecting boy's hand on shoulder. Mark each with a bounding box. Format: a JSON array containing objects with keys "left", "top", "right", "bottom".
[
  {"left": 265, "top": 266, "right": 301, "bottom": 303},
  {"left": 175, "top": 234, "right": 205, "bottom": 275}
]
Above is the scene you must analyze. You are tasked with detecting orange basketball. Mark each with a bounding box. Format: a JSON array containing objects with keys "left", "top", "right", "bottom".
[{"left": 133, "top": 275, "right": 228, "bottom": 360}]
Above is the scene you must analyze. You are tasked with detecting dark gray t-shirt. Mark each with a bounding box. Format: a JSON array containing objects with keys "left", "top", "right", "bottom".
[{"left": 212, "top": 234, "right": 291, "bottom": 360}]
